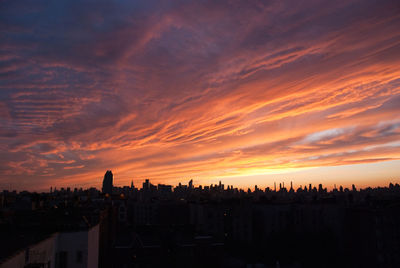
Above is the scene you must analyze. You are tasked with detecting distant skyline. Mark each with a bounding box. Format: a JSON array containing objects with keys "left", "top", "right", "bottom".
[{"left": 1, "top": 0, "right": 400, "bottom": 191}]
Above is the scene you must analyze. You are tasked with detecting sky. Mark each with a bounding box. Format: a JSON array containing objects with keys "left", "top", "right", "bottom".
[{"left": 1, "top": 0, "right": 400, "bottom": 191}]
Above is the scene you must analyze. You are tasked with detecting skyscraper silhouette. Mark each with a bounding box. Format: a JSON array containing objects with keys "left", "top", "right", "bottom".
[{"left": 102, "top": 170, "right": 113, "bottom": 194}]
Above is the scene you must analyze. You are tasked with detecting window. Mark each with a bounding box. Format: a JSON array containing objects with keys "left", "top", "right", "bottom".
[
  {"left": 56, "top": 251, "right": 68, "bottom": 268},
  {"left": 76, "top": 250, "right": 83, "bottom": 263},
  {"left": 25, "top": 248, "right": 30, "bottom": 263}
]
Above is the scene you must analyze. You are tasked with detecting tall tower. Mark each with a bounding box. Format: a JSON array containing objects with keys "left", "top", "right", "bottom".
[{"left": 102, "top": 170, "right": 113, "bottom": 194}]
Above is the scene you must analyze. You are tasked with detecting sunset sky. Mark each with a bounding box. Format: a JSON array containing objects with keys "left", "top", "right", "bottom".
[{"left": 1, "top": 0, "right": 400, "bottom": 191}]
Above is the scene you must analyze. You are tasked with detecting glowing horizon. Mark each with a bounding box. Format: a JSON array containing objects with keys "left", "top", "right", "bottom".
[{"left": 1, "top": 0, "right": 400, "bottom": 191}]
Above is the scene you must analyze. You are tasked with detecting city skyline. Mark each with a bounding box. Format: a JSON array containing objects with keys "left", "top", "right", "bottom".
[
  {"left": 3, "top": 169, "right": 400, "bottom": 267},
  {"left": 1, "top": 0, "right": 400, "bottom": 191},
  {"left": 4, "top": 166, "right": 400, "bottom": 193}
]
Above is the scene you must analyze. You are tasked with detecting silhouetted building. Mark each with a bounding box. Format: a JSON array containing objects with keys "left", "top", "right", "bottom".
[
  {"left": 2, "top": 178, "right": 400, "bottom": 268},
  {"left": 102, "top": 170, "right": 113, "bottom": 195}
]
